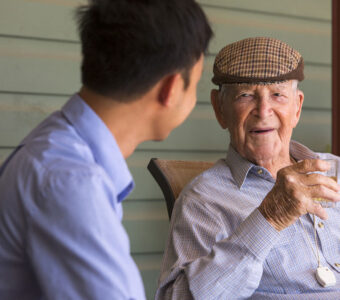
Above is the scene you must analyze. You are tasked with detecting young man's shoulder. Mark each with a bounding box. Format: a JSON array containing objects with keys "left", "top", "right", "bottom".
[{"left": 2, "top": 110, "right": 103, "bottom": 191}]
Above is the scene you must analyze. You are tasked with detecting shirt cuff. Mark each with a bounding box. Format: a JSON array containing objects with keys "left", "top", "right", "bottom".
[{"left": 233, "top": 208, "right": 281, "bottom": 261}]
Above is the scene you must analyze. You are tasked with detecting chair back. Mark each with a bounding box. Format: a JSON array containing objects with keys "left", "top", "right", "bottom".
[{"left": 147, "top": 158, "right": 214, "bottom": 219}]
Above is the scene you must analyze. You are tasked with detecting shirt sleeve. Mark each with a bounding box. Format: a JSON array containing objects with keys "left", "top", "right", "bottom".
[
  {"left": 156, "top": 194, "right": 280, "bottom": 300},
  {"left": 25, "top": 165, "right": 145, "bottom": 300}
]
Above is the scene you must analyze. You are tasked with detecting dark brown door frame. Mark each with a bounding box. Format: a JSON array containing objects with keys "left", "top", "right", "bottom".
[{"left": 332, "top": 0, "right": 340, "bottom": 154}]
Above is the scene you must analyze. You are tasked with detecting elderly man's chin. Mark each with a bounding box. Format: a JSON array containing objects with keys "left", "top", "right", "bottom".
[
  {"left": 247, "top": 143, "right": 284, "bottom": 163},
  {"left": 239, "top": 137, "right": 284, "bottom": 163}
]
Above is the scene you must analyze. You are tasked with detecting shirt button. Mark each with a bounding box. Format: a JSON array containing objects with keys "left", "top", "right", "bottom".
[
  {"left": 335, "top": 263, "right": 340, "bottom": 267},
  {"left": 318, "top": 222, "right": 324, "bottom": 228},
  {"left": 257, "top": 169, "right": 263, "bottom": 175}
]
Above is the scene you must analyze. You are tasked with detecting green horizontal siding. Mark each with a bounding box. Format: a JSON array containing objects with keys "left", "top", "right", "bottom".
[
  {"left": 0, "top": 2, "right": 331, "bottom": 65},
  {"left": 0, "top": 37, "right": 81, "bottom": 94},
  {"left": 198, "top": 0, "right": 331, "bottom": 20},
  {"left": 0, "top": 38, "right": 331, "bottom": 109},
  {"left": 0, "top": 0, "right": 80, "bottom": 41},
  {"left": 0, "top": 0, "right": 331, "bottom": 45},
  {"left": 205, "top": 7, "right": 330, "bottom": 64},
  {"left": 133, "top": 253, "right": 163, "bottom": 300},
  {"left": 123, "top": 201, "right": 169, "bottom": 254}
]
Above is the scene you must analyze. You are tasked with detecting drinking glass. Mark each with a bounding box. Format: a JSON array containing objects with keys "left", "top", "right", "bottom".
[{"left": 313, "top": 159, "right": 338, "bottom": 208}]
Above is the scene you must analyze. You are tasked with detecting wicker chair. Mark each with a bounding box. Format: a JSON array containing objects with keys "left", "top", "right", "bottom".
[{"left": 147, "top": 158, "right": 213, "bottom": 219}]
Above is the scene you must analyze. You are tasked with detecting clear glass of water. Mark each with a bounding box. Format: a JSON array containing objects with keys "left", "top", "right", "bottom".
[{"left": 313, "top": 159, "right": 338, "bottom": 208}]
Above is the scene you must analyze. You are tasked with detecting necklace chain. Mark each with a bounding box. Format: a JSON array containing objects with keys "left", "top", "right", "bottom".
[{"left": 299, "top": 214, "right": 321, "bottom": 267}]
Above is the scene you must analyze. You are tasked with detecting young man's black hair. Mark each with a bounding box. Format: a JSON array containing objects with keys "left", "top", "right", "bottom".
[{"left": 76, "top": 0, "right": 213, "bottom": 100}]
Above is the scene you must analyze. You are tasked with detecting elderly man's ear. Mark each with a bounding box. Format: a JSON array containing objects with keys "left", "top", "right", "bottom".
[
  {"left": 211, "top": 89, "right": 228, "bottom": 129},
  {"left": 292, "top": 89, "right": 304, "bottom": 128}
]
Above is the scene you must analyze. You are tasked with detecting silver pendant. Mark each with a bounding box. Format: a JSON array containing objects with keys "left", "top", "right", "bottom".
[{"left": 315, "top": 266, "right": 336, "bottom": 287}]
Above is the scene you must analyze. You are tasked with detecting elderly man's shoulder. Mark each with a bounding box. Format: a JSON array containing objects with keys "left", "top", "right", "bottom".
[
  {"left": 178, "top": 158, "right": 233, "bottom": 205},
  {"left": 186, "top": 157, "right": 230, "bottom": 184}
]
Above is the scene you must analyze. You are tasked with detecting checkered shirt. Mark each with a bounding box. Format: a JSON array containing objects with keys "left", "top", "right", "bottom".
[{"left": 155, "top": 141, "right": 340, "bottom": 299}]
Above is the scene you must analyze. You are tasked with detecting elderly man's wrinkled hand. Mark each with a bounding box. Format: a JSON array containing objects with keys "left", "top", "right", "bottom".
[{"left": 258, "top": 159, "right": 340, "bottom": 231}]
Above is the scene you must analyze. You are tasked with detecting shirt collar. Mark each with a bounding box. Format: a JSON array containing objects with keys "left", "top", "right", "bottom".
[
  {"left": 226, "top": 145, "right": 254, "bottom": 189},
  {"left": 61, "top": 94, "right": 134, "bottom": 202},
  {"left": 289, "top": 140, "right": 319, "bottom": 161},
  {"left": 225, "top": 140, "right": 319, "bottom": 189}
]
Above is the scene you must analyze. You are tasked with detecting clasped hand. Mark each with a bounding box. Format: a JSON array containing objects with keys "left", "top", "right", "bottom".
[{"left": 259, "top": 159, "right": 340, "bottom": 231}]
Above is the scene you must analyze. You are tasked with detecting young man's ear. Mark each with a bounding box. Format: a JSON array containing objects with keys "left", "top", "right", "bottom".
[
  {"left": 158, "top": 74, "right": 180, "bottom": 107},
  {"left": 211, "top": 89, "right": 228, "bottom": 129}
]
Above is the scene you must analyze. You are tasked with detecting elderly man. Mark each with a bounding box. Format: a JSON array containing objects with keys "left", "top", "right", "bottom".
[{"left": 156, "top": 37, "right": 340, "bottom": 299}]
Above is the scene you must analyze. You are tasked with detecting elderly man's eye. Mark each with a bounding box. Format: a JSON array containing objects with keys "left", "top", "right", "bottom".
[
  {"left": 239, "top": 93, "right": 253, "bottom": 98},
  {"left": 235, "top": 92, "right": 254, "bottom": 102},
  {"left": 273, "top": 93, "right": 281, "bottom": 97}
]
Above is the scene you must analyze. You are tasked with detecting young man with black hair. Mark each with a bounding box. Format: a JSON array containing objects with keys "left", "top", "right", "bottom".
[{"left": 0, "top": 1, "right": 212, "bottom": 299}]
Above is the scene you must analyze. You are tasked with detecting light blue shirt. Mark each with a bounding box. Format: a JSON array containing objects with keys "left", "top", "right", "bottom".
[
  {"left": 156, "top": 142, "right": 340, "bottom": 299},
  {"left": 0, "top": 94, "right": 146, "bottom": 300}
]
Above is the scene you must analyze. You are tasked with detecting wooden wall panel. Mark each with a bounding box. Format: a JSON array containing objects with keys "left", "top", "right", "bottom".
[
  {"left": 332, "top": 0, "right": 340, "bottom": 154},
  {"left": 0, "top": 37, "right": 80, "bottom": 94},
  {"left": 0, "top": 0, "right": 330, "bottom": 44},
  {"left": 205, "top": 7, "right": 331, "bottom": 64},
  {"left": 0, "top": 38, "right": 330, "bottom": 109},
  {"left": 123, "top": 201, "right": 169, "bottom": 254},
  {"left": 0, "top": 0, "right": 80, "bottom": 41},
  {"left": 198, "top": 0, "right": 331, "bottom": 20},
  {"left": 133, "top": 254, "right": 163, "bottom": 300},
  {"left": 0, "top": 93, "right": 68, "bottom": 146}
]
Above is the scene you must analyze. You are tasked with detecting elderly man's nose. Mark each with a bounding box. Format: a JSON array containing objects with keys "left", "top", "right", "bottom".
[{"left": 253, "top": 97, "right": 272, "bottom": 118}]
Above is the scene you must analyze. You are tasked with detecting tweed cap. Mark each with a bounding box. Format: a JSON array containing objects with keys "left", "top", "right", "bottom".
[{"left": 212, "top": 37, "right": 304, "bottom": 85}]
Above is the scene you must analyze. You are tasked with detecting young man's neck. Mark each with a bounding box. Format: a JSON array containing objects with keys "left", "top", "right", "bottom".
[{"left": 78, "top": 86, "right": 155, "bottom": 158}]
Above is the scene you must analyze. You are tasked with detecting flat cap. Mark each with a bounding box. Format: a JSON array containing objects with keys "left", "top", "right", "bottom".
[{"left": 212, "top": 37, "right": 304, "bottom": 85}]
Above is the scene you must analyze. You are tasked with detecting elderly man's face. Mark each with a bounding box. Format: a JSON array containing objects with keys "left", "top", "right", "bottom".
[{"left": 211, "top": 80, "right": 304, "bottom": 164}]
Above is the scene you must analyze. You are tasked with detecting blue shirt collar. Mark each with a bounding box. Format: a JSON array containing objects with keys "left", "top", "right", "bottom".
[
  {"left": 61, "top": 94, "right": 134, "bottom": 202},
  {"left": 226, "top": 145, "right": 254, "bottom": 189}
]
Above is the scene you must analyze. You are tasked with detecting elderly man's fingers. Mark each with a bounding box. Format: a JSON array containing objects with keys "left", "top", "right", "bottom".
[
  {"left": 308, "top": 184, "right": 340, "bottom": 203},
  {"left": 302, "top": 173, "right": 340, "bottom": 192},
  {"left": 292, "top": 159, "right": 332, "bottom": 174},
  {"left": 306, "top": 201, "right": 328, "bottom": 220}
]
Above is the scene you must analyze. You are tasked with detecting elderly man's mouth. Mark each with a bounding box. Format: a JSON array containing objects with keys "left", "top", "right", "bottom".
[{"left": 249, "top": 128, "right": 274, "bottom": 134}]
